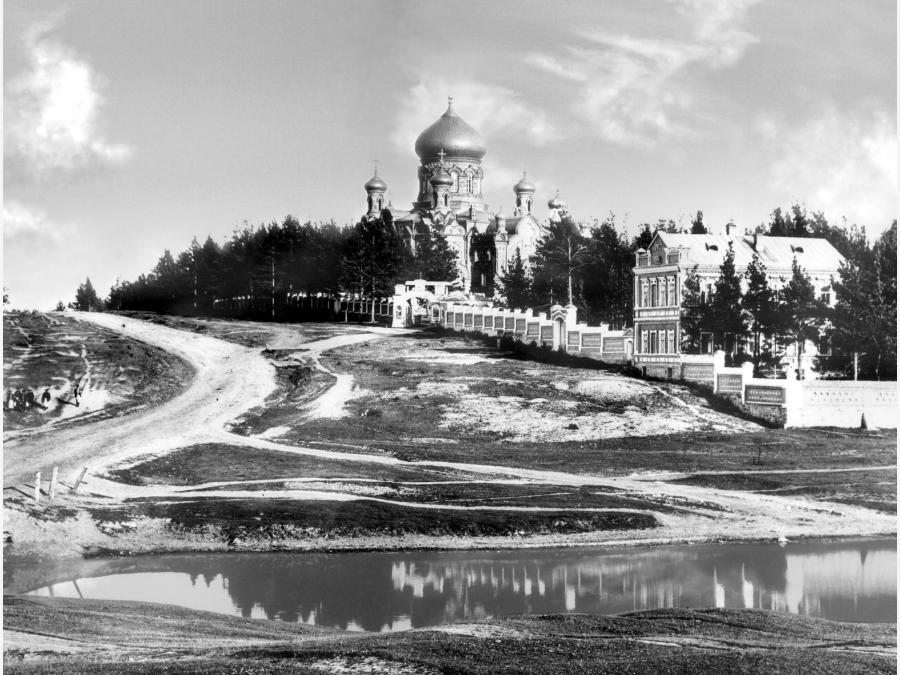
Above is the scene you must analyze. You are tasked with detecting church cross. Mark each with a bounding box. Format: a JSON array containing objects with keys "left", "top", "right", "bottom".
[{"left": 438, "top": 148, "right": 446, "bottom": 166}]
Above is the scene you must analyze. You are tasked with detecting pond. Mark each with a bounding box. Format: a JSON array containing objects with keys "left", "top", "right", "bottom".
[{"left": 16, "top": 537, "right": 896, "bottom": 632}]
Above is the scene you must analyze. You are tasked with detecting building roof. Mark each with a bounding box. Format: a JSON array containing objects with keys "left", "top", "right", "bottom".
[
  {"left": 649, "top": 231, "right": 845, "bottom": 275},
  {"left": 752, "top": 235, "right": 845, "bottom": 272},
  {"left": 655, "top": 232, "right": 757, "bottom": 268},
  {"left": 364, "top": 171, "right": 387, "bottom": 192},
  {"left": 513, "top": 172, "right": 536, "bottom": 193},
  {"left": 414, "top": 98, "right": 486, "bottom": 162}
]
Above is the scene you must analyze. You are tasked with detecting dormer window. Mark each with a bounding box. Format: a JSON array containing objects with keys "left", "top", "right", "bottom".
[
  {"left": 705, "top": 243, "right": 718, "bottom": 251},
  {"left": 791, "top": 245, "right": 804, "bottom": 253}
]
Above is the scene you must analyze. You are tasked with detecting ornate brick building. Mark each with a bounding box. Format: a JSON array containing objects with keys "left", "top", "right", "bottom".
[
  {"left": 363, "top": 98, "right": 549, "bottom": 292},
  {"left": 632, "top": 229, "right": 845, "bottom": 378}
]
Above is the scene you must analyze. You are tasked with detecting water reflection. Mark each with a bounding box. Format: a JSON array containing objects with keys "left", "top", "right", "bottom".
[{"left": 22, "top": 539, "right": 896, "bottom": 632}]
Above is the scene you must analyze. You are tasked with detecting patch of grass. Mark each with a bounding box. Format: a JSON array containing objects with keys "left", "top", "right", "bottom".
[
  {"left": 673, "top": 469, "right": 897, "bottom": 513},
  {"left": 116, "top": 498, "right": 658, "bottom": 541},
  {"left": 106, "top": 444, "right": 483, "bottom": 486},
  {"left": 3, "top": 598, "right": 895, "bottom": 674}
]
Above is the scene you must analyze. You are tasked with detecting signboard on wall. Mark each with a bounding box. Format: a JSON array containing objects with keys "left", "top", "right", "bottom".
[
  {"left": 604, "top": 337, "right": 624, "bottom": 352},
  {"left": 717, "top": 373, "right": 743, "bottom": 393},
  {"left": 682, "top": 363, "right": 714, "bottom": 381},
  {"left": 745, "top": 385, "right": 786, "bottom": 405}
]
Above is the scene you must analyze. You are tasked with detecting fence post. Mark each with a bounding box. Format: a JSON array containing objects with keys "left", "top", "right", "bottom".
[
  {"left": 72, "top": 466, "right": 89, "bottom": 492},
  {"left": 33, "top": 471, "right": 41, "bottom": 503},
  {"left": 48, "top": 466, "right": 59, "bottom": 500}
]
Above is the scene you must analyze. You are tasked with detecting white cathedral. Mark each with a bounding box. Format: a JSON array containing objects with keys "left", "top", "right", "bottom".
[{"left": 363, "top": 97, "right": 568, "bottom": 292}]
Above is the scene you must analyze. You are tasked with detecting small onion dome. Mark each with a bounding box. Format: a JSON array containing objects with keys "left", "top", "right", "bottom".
[
  {"left": 514, "top": 172, "right": 536, "bottom": 194},
  {"left": 365, "top": 172, "right": 387, "bottom": 192},
  {"left": 430, "top": 167, "right": 453, "bottom": 187},
  {"left": 415, "top": 97, "right": 486, "bottom": 162},
  {"left": 548, "top": 190, "right": 565, "bottom": 209}
]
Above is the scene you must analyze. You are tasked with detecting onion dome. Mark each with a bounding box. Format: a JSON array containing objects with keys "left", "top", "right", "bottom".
[
  {"left": 548, "top": 190, "right": 566, "bottom": 209},
  {"left": 514, "top": 171, "right": 536, "bottom": 194},
  {"left": 415, "top": 97, "right": 486, "bottom": 162},
  {"left": 364, "top": 171, "right": 387, "bottom": 192},
  {"left": 430, "top": 166, "right": 453, "bottom": 187}
]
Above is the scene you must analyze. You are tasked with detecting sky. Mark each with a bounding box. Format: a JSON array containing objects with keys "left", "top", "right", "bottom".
[{"left": 3, "top": 0, "right": 897, "bottom": 310}]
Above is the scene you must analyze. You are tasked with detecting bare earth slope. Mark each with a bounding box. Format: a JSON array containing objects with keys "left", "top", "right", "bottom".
[
  {"left": 3, "top": 596, "right": 895, "bottom": 674},
  {"left": 3, "top": 314, "right": 895, "bottom": 559}
]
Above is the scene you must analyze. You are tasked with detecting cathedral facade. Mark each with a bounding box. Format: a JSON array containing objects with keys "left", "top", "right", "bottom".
[{"left": 363, "top": 98, "right": 562, "bottom": 293}]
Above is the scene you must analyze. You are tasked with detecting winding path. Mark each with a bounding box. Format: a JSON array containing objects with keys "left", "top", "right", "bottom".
[{"left": 5, "top": 313, "right": 895, "bottom": 548}]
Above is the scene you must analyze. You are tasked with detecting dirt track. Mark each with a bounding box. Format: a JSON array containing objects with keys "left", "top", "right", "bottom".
[
  {"left": 3, "top": 314, "right": 895, "bottom": 557},
  {"left": 2, "top": 315, "right": 394, "bottom": 487}
]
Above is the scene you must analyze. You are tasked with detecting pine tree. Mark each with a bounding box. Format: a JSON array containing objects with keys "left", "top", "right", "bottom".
[
  {"left": 74, "top": 277, "right": 101, "bottom": 311},
  {"left": 690, "top": 210, "right": 707, "bottom": 234},
  {"left": 709, "top": 242, "right": 748, "bottom": 354},
  {"left": 340, "top": 217, "right": 405, "bottom": 321},
  {"left": 680, "top": 266, "right": 706, "bottom": 353},
  {"left": 530, "top": 216, "right": 591, "bottom": 307},
  {"left": 828, "top": 221, "right": 897, "bottom": 380},
  {"left": 779, "top": 257, "right": 827, "bottom": 379},
  {"left": 497, "top": 249, "right": 532, "bottom": 310},
  {"left": 742, "top": 253, "right": 777, "bottom": 374}
]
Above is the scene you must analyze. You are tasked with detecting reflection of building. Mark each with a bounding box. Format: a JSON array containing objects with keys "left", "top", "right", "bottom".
[
  {"left": 363, "top": 97, "right": 547, "bottom": 292},
  {"left": 632, "top": 229, "right": 844, "bottom": 377}
]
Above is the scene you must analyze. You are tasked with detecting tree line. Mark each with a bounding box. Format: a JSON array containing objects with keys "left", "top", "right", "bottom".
[
  {"left": 67, "top": 204, "right": 895, "bottom": 379},
  {"left": 96, "top": 214, "right": 457, "bottom": 319}
]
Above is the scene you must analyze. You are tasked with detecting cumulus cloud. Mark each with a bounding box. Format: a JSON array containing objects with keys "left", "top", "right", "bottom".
[
  {"left": 391, "top": 79, "right": 561, "bottom": 153},
  {"left": 4, "top": 21, "right": 133, "bottom": 181},
  {"left": 526, "top": 0, "right": 762, "bottom": 147},
  {"left": 757, "top": 106, "right": 897, "bottom": 228},
  {"left": 2, "top": 200, "right": 72, "bottom": 244}
]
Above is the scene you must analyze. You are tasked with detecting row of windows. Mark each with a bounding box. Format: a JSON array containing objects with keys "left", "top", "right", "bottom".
[
  {"left": 638, "top": 277, "right": 677, "bottom": 308},
  {"left": 639, "top": 329, "right": 677, "bottom": 354}
]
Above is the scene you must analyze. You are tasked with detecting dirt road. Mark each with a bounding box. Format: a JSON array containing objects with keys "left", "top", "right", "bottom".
[
  {"left": 3, "top": 314, "right": 393, "bottom": 487},
  {"left": 3, "top": 314, "right": 894, "bottom": 557}
]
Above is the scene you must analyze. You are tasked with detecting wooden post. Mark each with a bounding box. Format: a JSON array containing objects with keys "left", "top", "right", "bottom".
[
  {"left": 72, "top": 466, "right": 89, "bottom": 492},
  {"left": 33, "top": 471, "right": 41, "bottom": 502},
  {"left": 48, "top": 466, "right": 59, "bottom": 500}
]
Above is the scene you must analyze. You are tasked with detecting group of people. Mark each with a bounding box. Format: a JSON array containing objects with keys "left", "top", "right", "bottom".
[{"left": 4, "top": 383, "right": 79, "bottom": 412}]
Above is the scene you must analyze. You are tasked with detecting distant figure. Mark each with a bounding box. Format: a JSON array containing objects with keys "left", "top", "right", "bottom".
[
  {"left": 24, "top": 390, "right": 35, "bottom": 409},
  {"left": 41, "top": 389, "right": 51, "bottom": 404},
  {"left": 4, "top": 390, "right": 11, "bottom": 409},
  {"left": 13, "top": 390, "right": 24, "bottom": 411}
]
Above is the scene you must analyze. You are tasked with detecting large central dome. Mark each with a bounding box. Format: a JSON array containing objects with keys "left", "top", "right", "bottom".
[{"left": 414, "top": 98, "right": 486, "bottom": 162}]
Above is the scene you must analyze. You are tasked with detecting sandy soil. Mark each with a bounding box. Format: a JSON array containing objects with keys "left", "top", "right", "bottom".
[{"left": 2, "top": 315, "right": 895, "bottom": 564}]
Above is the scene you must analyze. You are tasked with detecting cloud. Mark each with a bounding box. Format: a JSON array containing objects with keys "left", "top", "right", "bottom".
[
  {"left": 2, "top": 200, "right": 72, "bottom": 244},
  {"left": 526, "top": 0, "right": 762, "bottom": 147},
  {"left": 390, "top": 79, "right": 561, "bottom": 153},
  {"left": 4, "top": 20, "right": 133, "bottom": 181},
  {"left": 757, "top": 106, "right": 897, "bottom": 227}
]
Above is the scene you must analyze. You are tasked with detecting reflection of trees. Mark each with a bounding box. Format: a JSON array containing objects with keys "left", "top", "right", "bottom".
[{"left": 16, "top": 541, "right": 896, "bottom": 630}]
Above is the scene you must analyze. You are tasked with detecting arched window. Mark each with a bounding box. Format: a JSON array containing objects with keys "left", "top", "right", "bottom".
[
  {"left": 451, "top": 172, "right": 459, "bottom": 192},
  {"left": 459, "top": 175, "right": 470, "bottom": 193}
]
